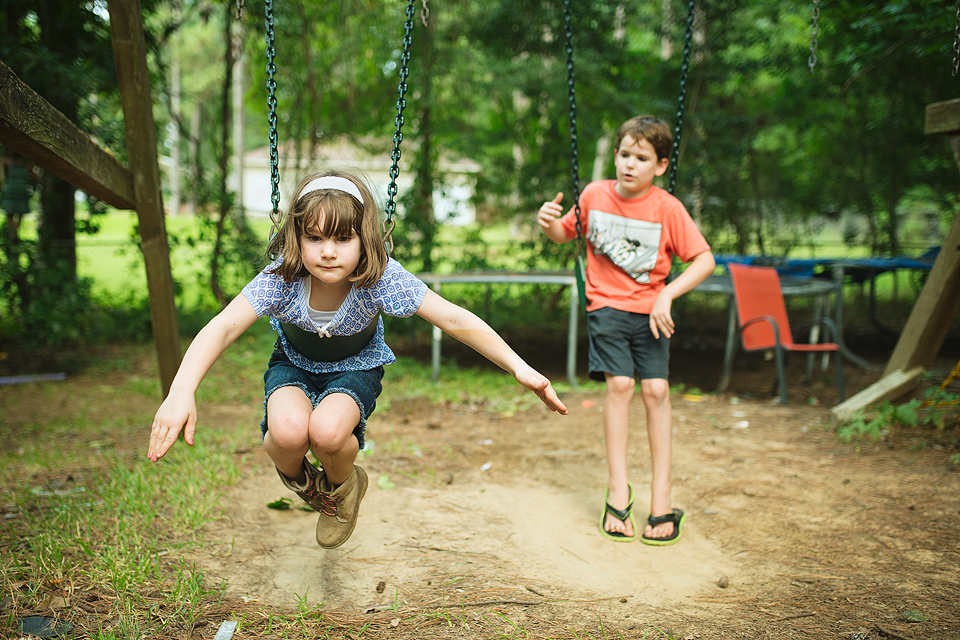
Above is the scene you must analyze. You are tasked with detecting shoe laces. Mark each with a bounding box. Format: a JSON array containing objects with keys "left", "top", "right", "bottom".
[
  {"left": 303, "top": 484, "right": 344, "bottom": 521},
  {"left": 319, "top": 492, "right": 346, "bottom": 521}
]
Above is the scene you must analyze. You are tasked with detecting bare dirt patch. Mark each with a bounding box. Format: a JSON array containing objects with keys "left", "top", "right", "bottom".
[
  {"left": 185, "top": 345, "right": 960, "bottom": 639},
  {"left": 3, "top": 329, "right": 959, "bottom": 638}
]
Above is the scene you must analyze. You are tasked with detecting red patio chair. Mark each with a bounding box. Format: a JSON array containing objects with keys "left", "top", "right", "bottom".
[{"left": 728, "top": 263, "right": 845, "bottom": 405}]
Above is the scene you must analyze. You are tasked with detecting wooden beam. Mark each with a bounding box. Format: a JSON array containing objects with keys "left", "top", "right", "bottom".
[
  {"left": 0, "top": 61, "right": 135, "bottom": 210},
  {"left": 107, "top": 0, "right": 181, "bottom": 397},
  {"left": 831, "top": 366, "right": 924, "bottom": 423},
  {"left": 882, "top": 210, "right": 960, "bottom": 380},
  {"left": 925, "top": 98, "right": 960, "bottom": 135},
  {"left": 875, "top": 101, "right": 960, "bottom": 393}
]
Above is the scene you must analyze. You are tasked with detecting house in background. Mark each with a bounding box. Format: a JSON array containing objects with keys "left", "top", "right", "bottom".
[{"left": 236, "top": 138, "right": 480, "bottom": 226}]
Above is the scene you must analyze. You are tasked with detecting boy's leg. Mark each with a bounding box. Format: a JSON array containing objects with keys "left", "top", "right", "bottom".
[
  {"left": 639, "top": 378, "right": 674, "bottom": 539},
  {"left": 603, "top": 373, "right": 636, "bottom": 537}
]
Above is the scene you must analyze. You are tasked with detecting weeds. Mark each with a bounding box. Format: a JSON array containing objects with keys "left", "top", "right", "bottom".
[
  {"left": 836, "top": 383, "right": 960, "bottom": 465},
  {"left": 837, "top": 387, "right": 960, "bottom": 443}
]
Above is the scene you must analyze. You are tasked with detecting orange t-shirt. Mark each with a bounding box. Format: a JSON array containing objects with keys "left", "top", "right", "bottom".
[{"left": 559, "top": 180, "right": 710, "bottom": 314}]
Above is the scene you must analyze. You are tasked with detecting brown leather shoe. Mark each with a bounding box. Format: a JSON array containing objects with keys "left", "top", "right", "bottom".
[
  {"left": 275, "top": 458, "right": 327, "bottom": 513},
  {"left": 314, "top": 465, "right": 368, "bottom": 549}
]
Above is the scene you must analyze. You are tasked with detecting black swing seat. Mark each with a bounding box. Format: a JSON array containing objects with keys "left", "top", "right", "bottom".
[{"left": 280, "top": 316, "right": 379, "bottom": 362}]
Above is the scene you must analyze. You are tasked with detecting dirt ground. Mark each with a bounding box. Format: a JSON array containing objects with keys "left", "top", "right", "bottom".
[
  {"left": 3, "top": 309, "right": 959, "bottom": 638},
  {"left": 182, "top": 341, "right": 960, "bottom": 639}
]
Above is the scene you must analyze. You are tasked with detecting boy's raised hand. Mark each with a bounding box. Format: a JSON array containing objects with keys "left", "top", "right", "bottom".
[
  {"left": 148, "top": 393, "right": 198, "bottom": 461},
  {"left": 536, "top": 192, "right": 564, "bottom": 229},
  {"left": 514, "top": 365, "right": 569, "bottom": 415}
]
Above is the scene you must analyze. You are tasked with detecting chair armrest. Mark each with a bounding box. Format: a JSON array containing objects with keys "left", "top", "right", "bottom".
[
  {"left": 740, "top": 314, "right": 782, "bottom": 349},
  {"left": 792, "top": 316, "right": 839, "bottom": 344}
]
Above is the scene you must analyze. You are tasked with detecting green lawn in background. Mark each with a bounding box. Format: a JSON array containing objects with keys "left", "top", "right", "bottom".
[
  {"left": 16, "top": 208, "right": 933, "bottom": 316},
  {"left": 73, "top": 212, "right": 275, "bottom": 305}
]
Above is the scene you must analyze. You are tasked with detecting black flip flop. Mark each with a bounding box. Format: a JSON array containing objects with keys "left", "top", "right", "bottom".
[
  {"left": 599, "top": 484, "right": 636, "bottom": 542},
  {"left": 640, "top": 508, "right": 686, "bottom": 546}
]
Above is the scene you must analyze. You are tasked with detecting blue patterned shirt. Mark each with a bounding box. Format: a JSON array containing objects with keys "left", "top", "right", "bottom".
[{"left": 241, "top": 258, "right": 428, "bottom": 373}]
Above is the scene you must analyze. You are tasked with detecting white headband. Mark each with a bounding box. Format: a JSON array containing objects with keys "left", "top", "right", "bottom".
[{"left": 300, "top": 176, "right": 363, "bottom": 203}]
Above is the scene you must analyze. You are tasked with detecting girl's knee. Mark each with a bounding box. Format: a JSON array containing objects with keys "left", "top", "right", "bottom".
[
  {"left": 309, "top": 393, "right": 362, "bottom": 453},
  {"left": 308, "top": 418, "right": 358, "bottom": 453},
  {"left": 266, "top": 415, "right": 311, "bottom": 451}
]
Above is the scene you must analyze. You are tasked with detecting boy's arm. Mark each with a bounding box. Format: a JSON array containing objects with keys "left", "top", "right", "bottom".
[
  {"left": 649, "top": 250, "right": 716, "bottom": 339},
  {"left": 537, "top": 192, "right": 574, "bottom": 244},
  {"left": 415, "top": 289, "right": 568, "bottom": 415},
  {"left": 148, "top": 294, "right": 260, "bottom": 461}
]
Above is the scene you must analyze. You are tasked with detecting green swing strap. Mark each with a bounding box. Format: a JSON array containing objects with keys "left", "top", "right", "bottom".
[
  {"left": 574, "top": 255, "right": 588, "bottom": 311},
  {"left": 280, "top": 317, "right": 379, "bottom": 363}
]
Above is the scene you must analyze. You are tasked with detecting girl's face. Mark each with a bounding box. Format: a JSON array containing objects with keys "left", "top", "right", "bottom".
[{"left": 299, "top": 212, "right": 363, "bottom": 286}]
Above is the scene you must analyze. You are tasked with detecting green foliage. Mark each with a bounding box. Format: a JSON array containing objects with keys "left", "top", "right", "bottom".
[
  {"left": 836, "top": 399, "right": 920, "bottom": 443},
  {"left": 836, "top": 386, "right": 960, "bottom": 444},
  {"left": 4, "top": 0, "right": 958, "bottom": 362},
  {"left": 0, "top": 225, "right": 95, "bottom": 347}
]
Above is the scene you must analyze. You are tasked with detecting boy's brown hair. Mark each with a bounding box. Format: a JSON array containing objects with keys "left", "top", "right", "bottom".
[
  {"left": 265, "top": 168, "right": 388, "bottom": 287},
  {"left": 615, "top": 115, "right": 673, "bottom": 162}
]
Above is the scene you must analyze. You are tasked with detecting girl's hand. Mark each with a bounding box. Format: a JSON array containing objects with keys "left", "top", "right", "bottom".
[
  {"left": 148, "top": 393, "right": 198, "bottom": 461},
  {"left": 515, "top": 366, "right": 569, "bottom": 415}
]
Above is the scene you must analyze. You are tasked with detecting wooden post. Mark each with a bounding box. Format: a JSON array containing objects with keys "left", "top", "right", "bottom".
[
  {"left": 833, "top": 100, "right": 960, "bottom": 420},
  {"left": 881, "top": 211, "right": 960, "bottom": 377},
  {"left": 881, "top": 100, "right": 960, "bottom": 378},
  {"left": 107, "top": 0, "right": 181, "bottom": 396}
]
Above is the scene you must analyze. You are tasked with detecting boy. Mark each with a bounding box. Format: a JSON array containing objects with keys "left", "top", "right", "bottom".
[{"left": 537, "top": 115, "right": 714, "bottom": 544}]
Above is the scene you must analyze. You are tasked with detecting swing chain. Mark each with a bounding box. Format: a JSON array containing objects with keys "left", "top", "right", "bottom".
[
  {"left": 953, "top": 0, "right": 960, "bottom": 76},
  {"left": 562, "top": 0, "right": 582, "bottom": 245},
  {"left": 264, "top": 0, "right": 281, "bottom": 239},
  {"left": 235, "top": 0, "right": 243, "bottom": 20},
  {"left": 384, "top": 0, "right": 416, "bottom": 254},
  {"left": 421, "top": 0, "right": 429, "bottom": 28},
  {"left": 808, "top": 0, "right": 820, "bottom": 73},
  {"left": 668, "top": 0, "right": 695, "bottom": 196}
]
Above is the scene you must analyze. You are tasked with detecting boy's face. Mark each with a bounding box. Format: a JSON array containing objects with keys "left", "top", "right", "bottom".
[{"left": 614, "top": 135, "right": 669, "bottom": 198}]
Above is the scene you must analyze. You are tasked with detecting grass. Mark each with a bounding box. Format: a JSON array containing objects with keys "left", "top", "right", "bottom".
[
  {"left": 29, "top": 208, "right": 936, "bottom": 316},
  {"left": 0, "top": 331, "right": 630, "bottom": 640}
]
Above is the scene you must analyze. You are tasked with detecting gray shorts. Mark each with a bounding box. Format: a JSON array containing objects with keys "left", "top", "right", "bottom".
[{"left": 586, "top": 306, "right": 670, "bottom": 382}]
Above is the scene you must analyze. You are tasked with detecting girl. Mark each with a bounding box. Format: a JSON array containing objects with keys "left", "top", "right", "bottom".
[{"left": 149, "top": 169, "right": 568, "bottom": 549}]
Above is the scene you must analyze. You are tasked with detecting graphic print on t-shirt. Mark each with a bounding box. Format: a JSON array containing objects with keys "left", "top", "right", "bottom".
[{"left": 587, "top": 209, "right": 662, "bottom": 283}]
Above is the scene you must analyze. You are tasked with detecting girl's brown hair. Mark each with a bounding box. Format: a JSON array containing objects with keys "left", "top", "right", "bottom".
[{"left": 265, "top": 168, "right": 388, "bottom": 287}]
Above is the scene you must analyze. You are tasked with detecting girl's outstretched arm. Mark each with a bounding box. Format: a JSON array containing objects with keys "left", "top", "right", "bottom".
[
  {"left": 415, "top": 290, "right": 568, "bottom": 415},
  {"left": 148, "top": 295, "right": 259, "bottom": 461}
]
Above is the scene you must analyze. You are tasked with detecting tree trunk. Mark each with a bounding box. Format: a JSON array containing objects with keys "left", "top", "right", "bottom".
[
  {"left": 37, "top": 172, "right": 76, "bottom": 275},
  {"left": 34, "top": 2, "right": 80, "bottom": 283},
  {"left": 210, "top": 1, "right": 234, "bottom": 308},
  {"left": 414, "top": 5, "right": 436, "bottom": 271}
]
